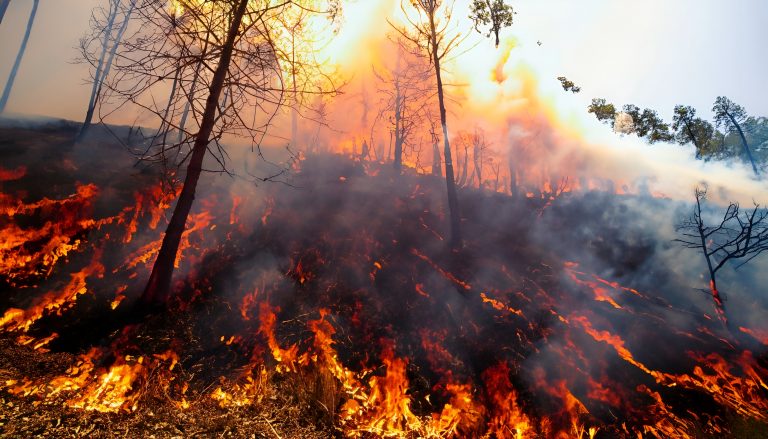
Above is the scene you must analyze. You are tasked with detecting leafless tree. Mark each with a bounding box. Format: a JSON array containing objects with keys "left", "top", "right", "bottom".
[
  {"left": 675, "top": 185, "right": 768, "bottom": 325},
  {"left": 470, "top": 128, "right": 489, "bottom": 188},
  {"left": 373, "top": 39, "right": 434, "bottom": 172},
  {"left": 88, "top": 0, "right": 339, "bottom": 306},
  {"left": 78, "top": 0, "right": 138, "bottom": 141},
  {"left": 390, "top": 0, "right": 466, "bottom": 249}
]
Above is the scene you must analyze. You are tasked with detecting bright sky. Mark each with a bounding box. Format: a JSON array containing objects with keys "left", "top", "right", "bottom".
[{"left": 0, "top": 0, "right": 766, "bottom": 123}]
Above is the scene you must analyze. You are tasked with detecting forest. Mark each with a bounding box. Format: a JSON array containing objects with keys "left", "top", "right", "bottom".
[{"left": 0, "top": 0, "right": 767, "bottom": 437}]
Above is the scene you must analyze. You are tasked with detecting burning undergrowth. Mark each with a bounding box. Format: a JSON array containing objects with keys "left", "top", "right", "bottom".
[{"left": 1, "top": 127, "right": 767, "bottom": 438}]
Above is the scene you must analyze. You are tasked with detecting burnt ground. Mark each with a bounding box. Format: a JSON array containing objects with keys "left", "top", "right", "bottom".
[{"left": 1, "top": 121, "right": 767, "bottom": 438}]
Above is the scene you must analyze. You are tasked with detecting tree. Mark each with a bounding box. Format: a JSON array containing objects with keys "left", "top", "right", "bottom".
[
  {"left": 373, "top": 39, "right": 433, "bottom": 172},
  {"left": 588, "top": 99, "right": 673, "bottom": 143},
  {"left": 429, "top": 121, "right": 442, "bottom": 176},
  {"left": 471, "top": 128, "right": 488, "bottom": 188},
  {"left": 469, "top": 0, "right": 514, "bottom": 48},
  {"left": 0, "top": 0, "right": 39, "bottom": 113},
  {"left": 391, "top": 0, "right": 466, "bottom": 249},
  {"left": 621, "top": 104, "right": 673, "bottom": 144},
  {"left": 92, "top": 0, "right": 339, "bottom": 306},
  {"left": 671, "top": 105, "right": 715, "bottom": 159},
  {"left": 713, "top": 96, "right": 760, "bottom": 177},
  {"left": 557, "top": 76, "right": 581, "bottom": 94},
  {"left": 78, "top": 0, "right": 138, "bottom": 141},
  {"left": 587, "top": 98, "right": 616, "bottom": 126},
  {"left": 674, "top": 186, "right": 768, "bottom": 325},
  {"left": 0, "top": 0, "right": 10, "bottom": 24}
]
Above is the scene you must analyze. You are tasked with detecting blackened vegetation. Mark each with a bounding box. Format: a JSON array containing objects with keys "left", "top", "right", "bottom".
[
  {"left": 1, "top": 127, "right": 768, "bottom": 437},
  {"left": 675, "top": 186, "right": 768, "bottom": 326}
]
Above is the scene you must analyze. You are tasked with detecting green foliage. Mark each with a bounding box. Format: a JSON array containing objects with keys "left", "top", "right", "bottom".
[
  {"left": 712, "top": 96, "right": 761, "bottom": 175},
  {"left": 585, "top": 95, "right": 766, "bottom": 170},
  {"left": 588, "top": 98, "right": 616, "bottom": 126},
  {"left": 469, "top": 0, "right": 514, "bottom": 47},
  {"left": 672, "top": 105, "right": 716, "bottom": 158},
  {"left": 713, "top": 96, "right": 747, "bottom": 130},
  {"left": 611, "top": 104, "right": 673, "bottom": 143},
  {"left": 557, "top": 76, "right": 581, "bottom": 93}
]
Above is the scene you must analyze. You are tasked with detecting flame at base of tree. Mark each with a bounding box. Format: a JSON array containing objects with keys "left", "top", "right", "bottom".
[{"left": 0, "top": 155, "right": 767, "bottom": 438}]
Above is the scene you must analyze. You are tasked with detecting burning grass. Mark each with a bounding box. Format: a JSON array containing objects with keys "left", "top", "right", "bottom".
[{"left": 1, "top": 125, "right": 768, "bottom": 437}]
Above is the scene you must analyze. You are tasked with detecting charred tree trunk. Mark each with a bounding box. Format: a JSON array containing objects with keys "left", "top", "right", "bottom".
[
  {"left": 428, "top": 13, "right": 461, "bottom": 249},
  {"left": 393, "top": 95, "right": 404, "bottom": 172},
  {"left": 683, "top": 120, "right": 702, "bottom": 159},
  {"left": 140, "top": 0, "right": 249, "bottom": 306},
  {"left": 0, "top": 0, "right": 39, "bottom": 113},
  {"left": 290, "top": 31, "right": 299, "bottom": 149},
  {"left": 692, "top": 193, "right": 727, "bottom": 325}
]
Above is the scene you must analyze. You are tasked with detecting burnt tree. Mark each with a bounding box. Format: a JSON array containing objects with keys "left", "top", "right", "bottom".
[
  {"left": 88, "top": 0, "right": 339, "bottom": 306},
  {"left": 373, "top": 39, "right": 433, "bottom": 172},
  {"left": 78, "top": 0, "right": 137, "bottom": 141},
  {"left": 675, "top": 186, "right": 768, "bottom": 325},
  {"left": 392, "top": 0, "right": 466, "bottom": 249}
]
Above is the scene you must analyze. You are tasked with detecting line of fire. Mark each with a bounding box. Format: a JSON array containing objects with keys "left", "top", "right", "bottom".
[{"left": 1, "top": 0, "right": 767, "bottom": 437}]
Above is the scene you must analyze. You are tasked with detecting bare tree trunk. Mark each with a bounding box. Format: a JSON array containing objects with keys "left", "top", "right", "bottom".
[
  {"left": 429, "top": 13, "right": 461, "bottom": 249},
  {"left": 155, "top": 66, "right": 181, "bottom": 152},
  {"left": 693, "top": 193, "right": 727, "bottom": 325},
  {"left": 683, "top": 120, "right": 702, "bottom": 159},
  {"left": 508, "top": 157, "right": 518, "bottom": 198},
  {"left": 0, "top": 0, "right": 10, "bottom": 24},
  {"left": 393, "top": 96, "right": 404, "bottom": 171},
  {"left": 178, "top": 23, "right": 213, "bottom": 145},
  {"left": 140, "top": 0, "right": 249, "bottom": 306},
  {"left": 455, "top": 143, "right": 468, "bottom": 187},
  {"left": 290, "top": 29, "right": 299, "bottom": 149},
  {"left": 393, "top": 52, "right": 404, "bottom": 172},
  {"left": 79, "top": 0, "right": 137, "bottom": 141},
  {"left": 78, "top": 0, "right": 118, "bottom": 140},
  {"left": 291, "top": 100, "right": 298, "bottom": 147},
  {"left": 432, "top": 140, "right": 442, "bottom": 176},
  {"left": 727, "top": 114, "right": 760, "bottom": 177},
  {"left": 473, "top": 142, "right": 482, "bottom": 188},
  {"left": 0, "top": 0, "right": 39, "bottom": 113},
  {"left": 178, "top": 60, "right": 203, "bottom": 144}
]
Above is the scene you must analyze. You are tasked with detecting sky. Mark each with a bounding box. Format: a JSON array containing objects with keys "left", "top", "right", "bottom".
[{"left": 1, "top": 0, "right": 766, "bottom": 123}]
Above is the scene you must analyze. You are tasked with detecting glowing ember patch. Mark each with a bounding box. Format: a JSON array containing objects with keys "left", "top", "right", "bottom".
[
  {"left": 739, "top": 326, "right": 768, "bottom": 346},
  {"left": 410, "top": 249, "right": 471, "bottom": 290},
  {"left": 481, "top": 292, "right": 524, "bottom": 317},
  {"left": 0, "top": 166, "right": 26, "bottom": 181}
]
